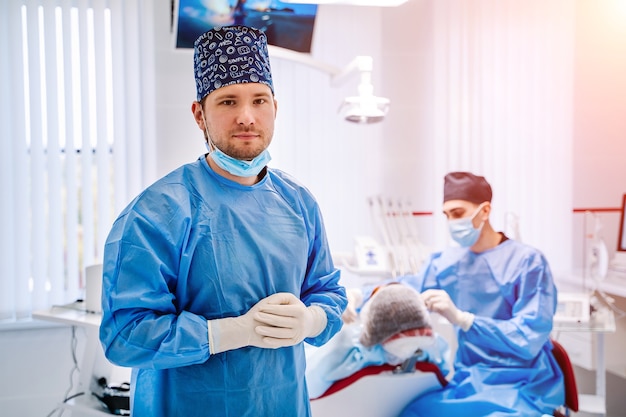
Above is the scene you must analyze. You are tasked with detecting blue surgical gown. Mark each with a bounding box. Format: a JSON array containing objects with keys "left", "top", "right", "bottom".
[
  {"left": 99, "top": 156, "right": 347, "bottom": 417},
  {"left": 399, "top": 238, "right": 564, "bottom": 417}
]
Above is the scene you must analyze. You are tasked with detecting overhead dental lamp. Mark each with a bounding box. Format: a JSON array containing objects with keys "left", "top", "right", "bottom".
[
  {"left": 332, "top": 56, "right": 390, "bottom": 124},
  {"left": 342, "top": 94, "right": 389, "bottom": 124},
  {"left": 268, "top": 47, "right": 390, "bottom": 124}
]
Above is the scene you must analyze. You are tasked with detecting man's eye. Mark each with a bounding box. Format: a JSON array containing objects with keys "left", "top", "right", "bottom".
[
  {"left": 221, "top": 100, "right": 235, "bottom": 105},
  {"left": 448, "top": 212, "right": 464, "bottom": 219},
  {"left": 254, "top": 98, "right": 266, "bottom": 105}
]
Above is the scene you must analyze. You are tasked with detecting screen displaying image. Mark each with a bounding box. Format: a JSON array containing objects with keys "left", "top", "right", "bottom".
[{"left": 173, "top": 0, "right": 318, "bottom": 53}]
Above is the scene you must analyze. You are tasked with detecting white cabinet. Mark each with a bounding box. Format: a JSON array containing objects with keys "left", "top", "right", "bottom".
[{"left": 552, "top": 283, "right": 617, "bottom": 417}]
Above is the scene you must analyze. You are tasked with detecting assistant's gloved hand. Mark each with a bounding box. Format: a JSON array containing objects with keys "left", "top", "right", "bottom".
[
  {"left": 208, "top": 294, "right": 289, "bottom": 354},
  {"left": 421, "top": 289, "right": 474, "bottom": 331},
  {"left": 254, "top": 292, "right": 328, "bottom": 348},
  {"left": 342, "top": 288, "right": 364, "bottom": 324}
]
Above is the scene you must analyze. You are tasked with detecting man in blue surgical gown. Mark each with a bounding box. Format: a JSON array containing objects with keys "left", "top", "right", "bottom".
[
  {"left": 397, "top": 171, "right": 564, "bottom": 417},
  {"left": 99, "top": 25, "right": 347, "bottom": 417}
]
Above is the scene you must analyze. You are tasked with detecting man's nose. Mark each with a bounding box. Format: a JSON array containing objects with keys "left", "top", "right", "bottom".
[{"left": 236, "top": 104, "right": 255, "bottom": 126}]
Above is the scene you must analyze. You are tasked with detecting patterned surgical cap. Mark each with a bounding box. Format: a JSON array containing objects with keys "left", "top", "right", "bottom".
[{"left": 193, "top": 25, "right": 274, "bottom": 102}]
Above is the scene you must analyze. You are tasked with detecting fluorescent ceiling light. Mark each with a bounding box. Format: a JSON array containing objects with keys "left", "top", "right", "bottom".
[{"left": 281, "top": 0, "right": 408, "bottom": 6}]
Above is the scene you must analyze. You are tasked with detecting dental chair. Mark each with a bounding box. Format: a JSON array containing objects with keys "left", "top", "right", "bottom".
[
  {"left": 310, "top": 361, "right": 448, "bottom": 417},
  {"left": 551, "top": 338, "right": 579, "bottom": 417}
]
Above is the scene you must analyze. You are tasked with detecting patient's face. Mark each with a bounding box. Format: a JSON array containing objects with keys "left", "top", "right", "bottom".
[
  {"left": 382, "top": 336, "right": 436, "bottom": 364},
  {"left": 381, "top": 330, "right": 435, "bottom": 365}
]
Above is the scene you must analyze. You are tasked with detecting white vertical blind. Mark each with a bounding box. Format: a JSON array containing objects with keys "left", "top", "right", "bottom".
[
  {"left": 0, "top": 0, "right": 153, "bottom": 321},
  {"left": 1, "top": 0, "right": 29, "bottom": 321},
  {"left": 61, "top": 4, "right": 80, "bottom": 302},
  {"left": 431, "top": 0, "right": 575, "bottom": 274}
]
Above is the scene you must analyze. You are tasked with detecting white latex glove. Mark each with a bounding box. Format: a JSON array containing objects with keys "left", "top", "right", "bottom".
[
  {"left": 421, "top": 289, "right": 474, "bottom": 331},
  {"left": 342, "top": 288, "right": 364, "bottom": 324},
  {"left": 208, "top": 293, "right": 291, "bottom": 354},
  {"left": 254, "top": 292, "right": 328, "bottom": 348}
]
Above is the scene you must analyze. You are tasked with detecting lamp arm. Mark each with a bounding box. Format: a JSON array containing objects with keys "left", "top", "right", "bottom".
[
  {"left": 267, "top": 46, "right": 373, "bottom": 87},
  {"left": 268, "top": 45, "right": 342, "bottom": 76}
]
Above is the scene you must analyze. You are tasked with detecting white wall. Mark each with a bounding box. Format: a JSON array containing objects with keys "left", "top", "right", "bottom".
[{"left": 572, "top": 0, "right": 626, "bottom": 271}]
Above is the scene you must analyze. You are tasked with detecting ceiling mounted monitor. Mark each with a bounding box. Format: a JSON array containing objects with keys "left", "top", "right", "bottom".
[{"left": 172, "top": 0, "right": 318, "bottom": 53}]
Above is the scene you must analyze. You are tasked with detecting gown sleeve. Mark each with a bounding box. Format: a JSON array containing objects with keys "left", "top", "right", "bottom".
[{"left": 99, "top": 186, "right": 211, "bottom": 370}]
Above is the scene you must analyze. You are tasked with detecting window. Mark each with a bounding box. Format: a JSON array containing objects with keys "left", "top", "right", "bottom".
[{"left": 0, "top": 0, "right": 154, "bottom": 321}]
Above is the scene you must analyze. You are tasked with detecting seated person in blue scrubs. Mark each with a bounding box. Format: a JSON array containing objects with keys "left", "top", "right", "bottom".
[
  {"left": 306, "top": 283, "right": 450, "bottom": 399},
  {"left": 99, "top": 25, "right": 347, "bottom": 417},
  {"left": 397, "top": 171, "right": 564, "bottom": 417}
]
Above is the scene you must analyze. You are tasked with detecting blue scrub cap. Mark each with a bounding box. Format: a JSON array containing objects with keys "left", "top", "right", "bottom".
[
  {"left": 193, "top": 25, "right": 274, "bottom": 102},
  {"left": 443, "top": 171, "right": 492, "bottom": 204}
]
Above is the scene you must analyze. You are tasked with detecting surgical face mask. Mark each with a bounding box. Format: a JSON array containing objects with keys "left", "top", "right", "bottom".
[
  {"left": 202, "top": 113, "right": 271, "bottom": 177},
  {"left": 209, "top": 147, "right": 271, "bottom": 177},
  {"left": 382, "top": 336, "right": 435, "bottom": 363},
  {"left": 448, "top": 203, "right": 486, "bottom": 247}
]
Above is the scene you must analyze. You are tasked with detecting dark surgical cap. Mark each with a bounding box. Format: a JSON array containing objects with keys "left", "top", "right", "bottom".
[
  {"left": 443, "top": 171, "right": 492, "bottom": 204},
  {"left": 193, "top": 25, "right": 274, "bottom": 102}
]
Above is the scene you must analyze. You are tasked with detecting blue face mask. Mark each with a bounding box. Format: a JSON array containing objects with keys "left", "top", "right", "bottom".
[
  {"left": 209, "top": 146, "right": 271, "bottom": 177},
  {"left": 448, "top": 204, "right": 486, "bottom": 247}
]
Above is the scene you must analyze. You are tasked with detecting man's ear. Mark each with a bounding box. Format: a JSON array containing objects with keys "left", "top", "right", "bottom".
[
  {"left": 481, "top": 202, "right": 492, "bottom": 219},
  {"left": 191, "top": 101, "right": 205, "bottom": 129}
]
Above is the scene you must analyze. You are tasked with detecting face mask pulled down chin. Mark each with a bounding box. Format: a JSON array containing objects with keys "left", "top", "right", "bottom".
[
  {"left": 448, "top": 203, "right": 486, "bottom": 247},
  {"left": 209, "top": 146, "right": 271, "bottom": 177}
]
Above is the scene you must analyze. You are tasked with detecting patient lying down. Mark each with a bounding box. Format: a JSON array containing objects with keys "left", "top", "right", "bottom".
[{"left": 306, "top": 283, "right": 450, "bottom": 399}]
